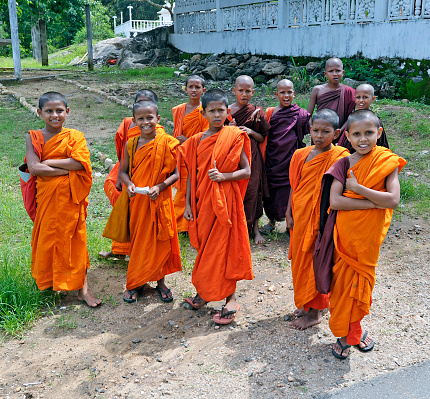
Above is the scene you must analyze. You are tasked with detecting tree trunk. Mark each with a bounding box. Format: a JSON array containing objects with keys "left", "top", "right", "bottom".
[
  {"left": 85, "top": 4, "right": 94, "bottom": 71},
  {"left": 39, "top": 19, "right": 48, "bottom": 66}
]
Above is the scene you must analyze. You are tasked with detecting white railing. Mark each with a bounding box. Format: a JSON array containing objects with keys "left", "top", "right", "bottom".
[
  {"left": 174, "top": 0, "right": 430, "bottom": 33},
  {"left": 114, "top": 19, "right": 173, "bottom": 37}
]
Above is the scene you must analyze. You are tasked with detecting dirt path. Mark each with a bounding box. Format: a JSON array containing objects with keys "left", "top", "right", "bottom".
[{"left": 1, "top": 78, "right": 429, "bottom": 399}]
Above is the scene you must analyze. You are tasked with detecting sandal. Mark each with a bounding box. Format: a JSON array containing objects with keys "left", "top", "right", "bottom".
[
  {"left": 213, "top": 304, "right": 240, "bottom": 325},
  {"left": 356, "top": 330, "right": 374, "bottom": 352},
  {"left": 156, "top": 286, "right": 173, "bottom": 303},
  {"left": 123, "top": 287, "right": 142, "bottom": 303},
  {"left": 331, "top": 338, "right": 351, "bottom": 360}
]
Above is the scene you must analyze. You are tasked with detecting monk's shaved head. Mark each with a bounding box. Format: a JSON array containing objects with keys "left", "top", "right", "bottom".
[
  {"left": 135, "top": 89, "right": 158, "bottom": 104},
  {"left": 325, "top": 57, "right": 343, "bottom": 70},
  {"left": 347, "top": 109, "right": 379, "bottom": 130},
  {"left": 39, "top": 91, "right": 68, "bottom": 109},
  {"left": 356, "top": 84, "right": 375, "bottom": 96},
  {"left": 133, "top": 100, "right": 158, "bottom": 116},
  {"left": 277, "top": 79, "right": 294, "bottom": 91},
  {"left": 235, "top": 75, "right": 254, "bottom": 88}
]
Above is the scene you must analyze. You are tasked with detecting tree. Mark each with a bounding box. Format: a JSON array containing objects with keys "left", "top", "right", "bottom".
[{"left": 138, "top": 0, "right": 174, "bottom": 20}]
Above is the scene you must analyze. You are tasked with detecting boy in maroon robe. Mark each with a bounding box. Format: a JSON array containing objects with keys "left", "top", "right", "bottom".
[
  {"left": 307, "top": 58, "right": 355, "bottom": 138},
  {"left": 263, "top": 80, "right": 311, "bottom": 232},
  {"left": 228, "top": 75, "right": 271, "bottom": 244}
]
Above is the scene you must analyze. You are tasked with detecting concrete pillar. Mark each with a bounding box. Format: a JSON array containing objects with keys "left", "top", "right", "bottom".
[
  {"left": 216, "top": 0, "right": 222, "bottom": 32},
  {"left": 374, "top": 0, "right": 389, "bottom": 21},
  {"left": 278, "top": 0, "right": 285, "bottom": 28},
  {"left": 31, "top": 24, "right": 41, "bottom": 61},
  {"left": 8, "top": 0, "right": 21, "bottom": 80},
  {"left": 39, "top": 19, "right": 48, "bottom": 66},
  {"left": 85, "top": 4, "right": 94, "bottom": 71}
]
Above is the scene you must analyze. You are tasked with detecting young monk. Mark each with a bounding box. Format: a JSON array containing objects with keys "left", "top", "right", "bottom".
[
  {"left": 178, "top": 89, "right": 253, "bottom": 325},
  {"left": 307, "top": 57, "right": 355, "bottom": 137},
  {"left": 119, "top": 101, "right": 181, "bottom": 303},
  {"left": 338, "top": 83, "right": 390, "bottom": 151},
  {"left": 286, "top": 109, "right": 349, "bottom": 330},
  {"left": 172, "top": 75, "right": 209, "bottom": 233},
  {"left": 228, "top": 75, "right": 270, "bottom": 244},
  {"left": 100, "top": 89, "right": 166, "bottom": 259},
  {"left": 328, "top": 109, "right": 406, "bottom": 359},
  {"left": 26, "top": 92, "right": 100, "bottom": 307},
  {"left": 263, "top": 79, "right": 310, "bottom": 232}
]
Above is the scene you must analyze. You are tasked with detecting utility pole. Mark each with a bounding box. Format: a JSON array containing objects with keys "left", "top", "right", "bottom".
[
  {"left": 8, "top": 0, "right": 21, "bottom": 80},
  {"left": 85, "top": 4, "right": 94, "bottom": 71}
]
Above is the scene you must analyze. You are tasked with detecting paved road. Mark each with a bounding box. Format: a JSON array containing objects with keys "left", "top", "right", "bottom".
[{"left": 317, "top": 360, "right": 430, "bottom": 399}]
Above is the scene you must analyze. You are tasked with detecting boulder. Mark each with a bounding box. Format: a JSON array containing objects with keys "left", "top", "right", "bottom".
[
  {"left": 305, "top": 61, "right": 322, "bottom": 73},
  {"left": 128, "top": 25, "right": 173, "bottom": 53},
  {"left": 201, "top": 65, "right": 220, "bottom": 80},
  {"left": 262, "top": 61, "right": 285, "bottom": 76},
  {"left": 215, "top": 69, "right": 231, "bottom": 81},
  {"left": 93, "top": 37, "right": 131, "bottom": 63},
  {"left": 343, "top": 78, "right": 362, "bottom": 88}
]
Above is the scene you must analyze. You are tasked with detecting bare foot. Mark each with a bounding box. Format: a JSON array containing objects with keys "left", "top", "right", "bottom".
[
  {"left": 293, "top": 307, "right": 307, "bottom": 318},
  {"left": 184, "top": 293, "right": 207, "bottom": 309},
  {"left": 98, "top": 250, "right": 125, "bottom": 259},
  {"left": 254, "top": 231, "right": 266, "bottom": 244},
  {"left": 220, "top": 292, "right": 237, "bottom": 321},
  {"left": 332, "top": 336, "right": 350, "bottom": 359},
  {"left": 78, "top": 290, "right": 102, "bottom": 307},
  {"left": 289, "top": 308, "right": 322, "bottom": 330}
]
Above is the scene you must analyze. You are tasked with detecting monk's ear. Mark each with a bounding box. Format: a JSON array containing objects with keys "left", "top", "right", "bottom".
[
  {"left": 377, "top": 126, "right": 383, "bottom": 139},
  {"left": 202, "top": 87, "right": 207, "bottom": 93},
  {"left": 37, "top": 108, "right": 43, "bottom": 118},
  {"left": 132, "top": 116, "right": 136, "bottom": 124},
  {"left": 344, "top": 130, "right": 351, "bottom": 142},
  {"left": 200, "top": 109, "right": 205, "bottom": 117},
  {"left": 333, "top": 128, "right": 341, "bottom": 140},
  {"left": 65, "top": 107, "right": 70, "bottom": 117},
  {"left": 371, "top": 96, "right": 377, "bottom": 104},
  {"left": 156, "top": 114, "right": 161, "bottom": 124}
]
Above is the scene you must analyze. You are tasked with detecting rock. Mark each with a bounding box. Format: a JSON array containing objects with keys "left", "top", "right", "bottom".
[
  {"left": 411, "top": 76, "right": 424, "bottom": 83},
  {"left": 305, "top": 61, "right": 322, "bottom": 72},
  {"left": 262, "top": 61, "right": 286, "bottom": 76},
  {"left": 201, "top": 65, "right": 220, "bottom": 80},
  {"left": 132, "top": 338, "right": 141, "bottom": 344},
  {"left": 287, "top": 375, "right": 294, "bottom": 382},
  {"left": 104, "top": 158, "right": 113, "bottom": 169},
  {"left": 109, "top": 164, "right": 115, "bottom": 173},
  {"left": 402, "top": 99, "right": 410, "bottom": 103},
  {"left": 174, "top": 71, "right": 181, "bottom": 77},
  {"left": 93, "top": 37, "right": 131, "bottom": 64},
  {"left": 344, "top": 78, "right": 362, "bottom": 88},
  {"left": 68, "top": 56, "right": 80, "bottom": 66},
  {"left": 215, "top": 69, "right": 231, "bottom": 81},
  {"left": 179, "top": 64, "right": 187, "bottom": 71},
  {"left": 283, "top": 314, "right": 292, "bottom": 322}
]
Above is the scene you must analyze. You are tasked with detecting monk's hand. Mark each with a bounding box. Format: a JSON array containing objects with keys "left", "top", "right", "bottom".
[
  {"left": 229, "top": 118, "right": 237, "bottom": 126},
  {"left": 250, "top": 108, "right": 261, "bottom": 122},
  {"left": 148, "top": 185, "right": 160, "bottom": 200},
  {"left": 286, "top": 214, "right": 294, "bottom": 230},
  {"left": 115, "top": 178, "right": 123, "bottom": 191},
  {"left": 126, "top": 183, "right": 136, "bottom": 197},
  {"left": 208, "top": 160, "right": 224, "bottom": 182},
  {"left": 239, "top": 126, "right": 252, "bottom": 135},
  {"left": 184, "top": 204, "right": 194, "bottom": 221},
  {"left": 177, "top": 135, "right": 188, "bottom": 144},
  {"left": 346, "top": 170, "right": 360, "bottom": 193}
]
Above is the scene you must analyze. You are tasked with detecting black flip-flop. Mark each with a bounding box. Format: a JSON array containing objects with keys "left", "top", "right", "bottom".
[
  {"left": 156, "top": 287, "right": 173, "bottom": 303},
  {"left": 356, "top": 330, "right": 374, "bottom": 352},
  {"left": 332, "top": 338, "right": 351, "bottom": 360},
  {"left": 123, "top": 289, "right": 139, "bottom": 303}
]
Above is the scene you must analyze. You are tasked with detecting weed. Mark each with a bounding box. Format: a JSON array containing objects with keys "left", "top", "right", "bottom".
[
  {"left": 102, "top": 294, "right": 119, "bottom": 307},
  {"left": 55, "top": 314, "right": 78, "bottom": 330}
]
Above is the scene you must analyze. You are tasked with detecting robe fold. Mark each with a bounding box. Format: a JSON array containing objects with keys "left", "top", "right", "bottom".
[
  {"left": 178, "top": 126, "right": 253, "bottom": 301},
  {"left": 172, "top": 103, "right": 209, "bottom": 233},
  {"left": 126, "top": 133, "right": 182, "bottom": 290},
  {"left": 316, "top": 84, "right": 355, "bottom": 138},
  {"left": 231, "top": 104, "right": 270, "bottom": 231},
  {"left": 104, "top": 118, "right": 165, "bottom": 255},
  {"left": 264, "top": 104, "right": 310, "bottom": 221},
  {"left": 31, "top": 128, "right": 92, "bottom": 291},
  {"left": 337, "top": 116, "right": 390, "bottom": 151},
  {"left": 289, "top": 145, "right": 349, "bottom": 311},
  {"left": 328, "top": 146, "right": 406, "bottom": 344}
]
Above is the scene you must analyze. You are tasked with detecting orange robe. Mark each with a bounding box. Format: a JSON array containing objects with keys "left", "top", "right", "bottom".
[
  {"left": 31, "top": 128, "right": 92, "bottom": 291},
  {"left": 289, "top": 145, "right": 349, "bottom": 311},
  {"left": 178, "top": 126, "right": 253, "bottom": 301},
  {"left": 172, "top": 103, "right": 209, "bottom": 233},
  {"left": 126, "top": 134, "right": 182, "bottom": 290},
  {"left": 104, "top": 117, "right": 165, "bottom": 255},
  {"left": 329, "top": 146, "right": 406, "bottom": 344}
]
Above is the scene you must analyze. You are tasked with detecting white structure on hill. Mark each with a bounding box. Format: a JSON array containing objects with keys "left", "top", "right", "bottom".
[{"left": 113, "top": 2, "right": 173, "bottom": 38}]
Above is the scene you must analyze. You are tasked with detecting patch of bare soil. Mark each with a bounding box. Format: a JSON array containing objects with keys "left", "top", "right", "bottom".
[{"left": 0, "top": 78, "right": 429, "bottom": 399}]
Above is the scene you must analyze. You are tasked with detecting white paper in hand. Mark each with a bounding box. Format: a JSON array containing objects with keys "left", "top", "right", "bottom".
[{"left": 134, "top": 186, "right": 150, "bottom": 195}]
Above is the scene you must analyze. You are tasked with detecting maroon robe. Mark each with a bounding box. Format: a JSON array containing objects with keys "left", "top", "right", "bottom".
[
  {"left": 264, "top": 104, "right": 310, "bottom": 221},
  {"left": 316, "top": 84, "right": 355, "bottom": 140},
  {"left": 231, "top": 104, "right": 270, "bottom": 232}
]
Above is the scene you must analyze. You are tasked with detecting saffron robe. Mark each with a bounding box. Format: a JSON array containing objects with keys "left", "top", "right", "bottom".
[
  {"left": 172, "top": 103, "right": 209, "bottom": 232},
  {"left": 289, "top": 145, "right": 349, "bottom": 311},
  {"left": 337, "top": 116, "right": 390, "bottom": 152},
  {"left": 104, "top": 117, "right": 165, "bottom": 255},
  {"left": 264, "top": 104, "right": 310, "bottom": 221},
  {"left": 126, "top": 134, "right": 182, "bottom": 290},
  {"left": 316, "top": 84, "right": 355, "bottom": 140},
  {"left": 178, "top": 126, "right": 253, "bottom": 301},
  {"left": 231, "top": 104, "right": 270, "bottom": 232},
  {"left": 328, "top": 146, "right": 406, "bottom": 344},
  {"left": 31, "top": 128, "right": 92, "bottom": 291}
]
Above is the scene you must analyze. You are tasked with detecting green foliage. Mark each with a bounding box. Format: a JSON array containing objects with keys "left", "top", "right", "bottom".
[{"left": 73, "top": 1, "right": 115, "bottom": 44}]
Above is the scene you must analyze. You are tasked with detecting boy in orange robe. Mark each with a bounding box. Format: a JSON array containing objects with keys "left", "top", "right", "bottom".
[
  {"left": 286, "top": 109, "right": 349, "bottom": 330},
  {"left": 120, "top": 101, "right": 181, "bottom": 303},
  {"left": 172, "top": 75, "right": 209, "bottom": 233},
  {"left": 307, "top": 58, "right": 355, "bottom": 138},
  {"left": 100, "top": 89, "right": 166, "bottom": 259},
  {"left": 26, "top": 92, "right": 100, "bottom": 307},
  {"left": 228, "top": 75, "right": 270, "bottom": 244},
  {"left": 328, "top": 109, "right": 406, "bottom": 359},
  {"left": 178, "top": 89, "right": 253, "bottom": 325}
]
